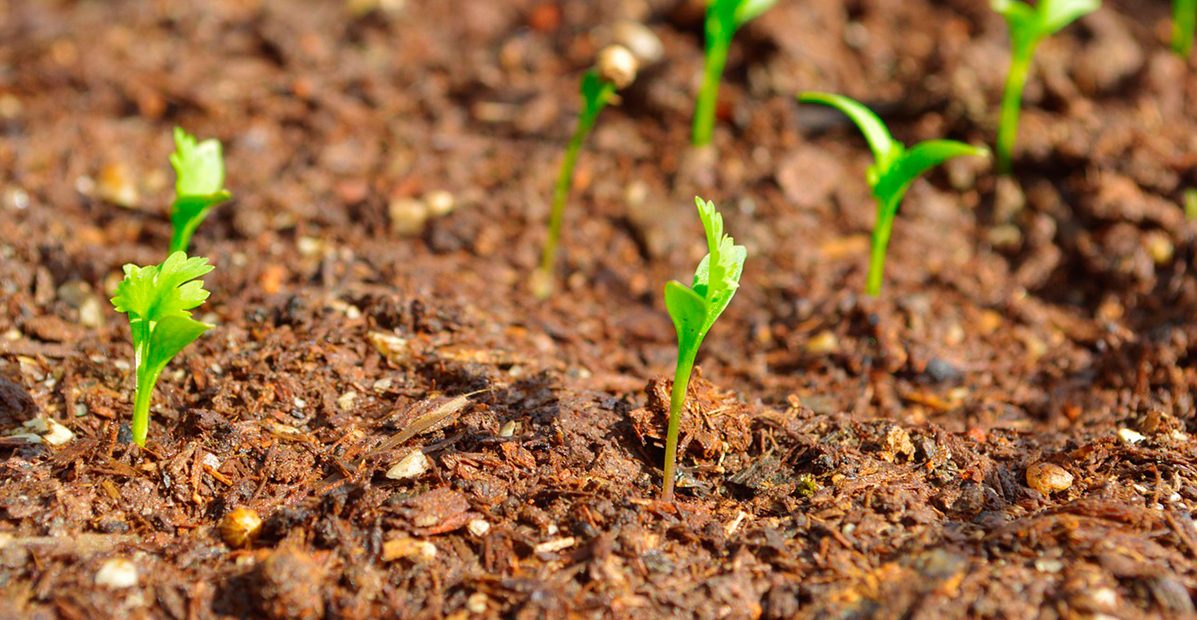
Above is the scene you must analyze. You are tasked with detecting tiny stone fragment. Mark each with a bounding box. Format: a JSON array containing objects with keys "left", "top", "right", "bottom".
[
  {"left": 382, "top": 538, "right": 436, "bottom": 562},
  {"left": 389, "top": 197, "right": 429, "bottom": 236},
  {"left": 95, "top": 558, "right": 138, "bottom": 588},
  {"left": 1117, "top": 428, "right": 1146, "bottom": 444},
  {"left": 1026, "top": 462, "right": 1073, "bottom": 495},
  {"left": 467, "top": 519, "right": 491, "bottom": 537},
  {"left": 385, "top": 450, "right": 430, "bottom": 480}
]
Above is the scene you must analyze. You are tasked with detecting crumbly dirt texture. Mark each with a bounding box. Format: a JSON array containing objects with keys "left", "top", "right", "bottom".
[{"left": 3, "top": 0, "right": 1197, "bottom": 617}]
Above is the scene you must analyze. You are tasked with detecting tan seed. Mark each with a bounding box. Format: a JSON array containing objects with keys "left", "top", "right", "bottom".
[
  {"left": 220, "top": 507, "right": 263, "bottom": 549},
  {"left": 1026, "top": 462, "right": 1073, "bottom": 495}
]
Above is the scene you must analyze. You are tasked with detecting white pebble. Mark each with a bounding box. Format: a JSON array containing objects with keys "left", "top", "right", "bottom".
[
  {"left": 95, "top": 558, "right": 138, "bottom": 588},
  {"left": 1117, "top": 428, "right": 1146, "bottom": 444},
  {"left": 385, "top": 450, "right": 430, "bottom": 480},
  {"left": 468, "top": 519, "right": 491, "bottom": 537}
]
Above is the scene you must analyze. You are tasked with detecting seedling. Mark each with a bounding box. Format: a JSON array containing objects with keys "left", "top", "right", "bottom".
[
  {"left": 169, "top": 127, "right": 231, "bottom": 254},
  {"left": 692, "top": 0, "right": 778, "bottom": 146},
  {"left": 660, "top": 197, "right": 746, "bottom": 500},
  {"left": 1185, "top": 188, "right": 1197, "bottom": 221},
  {"left": 798, "top": 92, "right": 988, "bottom": 296},
  {"left": 533, "top": 46, "right": 638, "bottom": 299},
  {"left": 110, "top": 251, "right": 214, "bottom": 446},
  {"left": 1175, "top": 0, "right": 1195, "bottom": 57},
  {"left": 992, "top": 0, "right": 1100, "bottom": 174}
]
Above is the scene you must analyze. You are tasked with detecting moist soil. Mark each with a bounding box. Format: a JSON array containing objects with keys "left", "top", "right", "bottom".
[{"left": 3, "top": 0, "right": 1197, "bottom": 617}]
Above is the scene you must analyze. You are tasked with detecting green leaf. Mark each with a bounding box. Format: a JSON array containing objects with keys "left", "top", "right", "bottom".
[
  {"left": 1038, "top": 0, "right": 1100, "bottom": 34},
  {"left": 735, "top": 0, "right": 778, "bottom": 26},
  {"left": 877, "top": 140, "right": 989, "bottom": 199},
  {"left": 110, "top": 251, "right": 214, "bottom": 324},
  {"left": 692, "top": 197, "right": 746, "bottom": 334},
  {"left": 143, "top": 315, "right": 211, "bottom": 380},
  {"left": 170, "top": 127, "right": 227, "bottom": 198},
  {"left": 798, "top": 92, "right": 902, "bottom": 175},
  {"left": 664, "top": 280, "right": 708, "bottom": 348}
]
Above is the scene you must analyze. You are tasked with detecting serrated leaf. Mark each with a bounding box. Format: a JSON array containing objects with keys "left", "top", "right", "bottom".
[
  {"left": 170, "top": 127, "right": 226, "bottom": 197},
  {"left": 798, "top": 92, "right": 901, "bottom": 174},
  {"left": 110, "top": 251, "right": 213, "bottom": 324}
]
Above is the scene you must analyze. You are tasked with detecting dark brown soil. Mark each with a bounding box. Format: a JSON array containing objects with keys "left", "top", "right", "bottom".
[{"left": 3, "top": 0, "right": 1197, "bottom": 617}]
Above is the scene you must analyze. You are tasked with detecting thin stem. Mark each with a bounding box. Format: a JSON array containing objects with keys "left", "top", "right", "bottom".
[
  {"left": 865, "top": 193, "right": 902, "bottom": 297},
  {"left": 169, "top": 204, "right": 199, "bottom": 255},
  {"left": 1175, "top": 0, "right": 1196, "bottom": 58},
  {"left": 131, "top": 321, "right": 153, "bottom": 446},
  {"left": 996, "top": 47, "right": 1033, "bottom": 175},
  {"left": 534, "top": 83, "right": 614, "bottom": 299},
  {"left": 661, "top": 344, "right": 699, "bottom": 501},
  {"left": 692, "top": 36, "right": 730, "bottom": 147}
]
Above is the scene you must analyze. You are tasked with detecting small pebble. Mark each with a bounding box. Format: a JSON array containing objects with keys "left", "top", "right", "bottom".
[
  {"left": 95, "top": 558, "right": 138, "bottom": 588},
  {"left": 425, "top": 190, "right": 455, "bottom": 217},
  {"left": 467, "top": 519, "right": 491, "bottom": 537},
  {"left": 337, "top": 390, "right": 357, "bottom": 412},
  {"left": 1117, "top": 428, "right": 1146, "bottom": 444},
  {"left": 924, "top": 357, "right": 962, "bottom": 383},
  {"left": 382, "top": 538, "right": 437, "bottom": 562},
  {"left": 1026, "top": 462, "right": 1074, "bottom": 495},
  {"left": 388, "top": 197, "right": 429, "bottom": 236},
  {"left": 805, "top": 330, "right": 838, "bottom": 354},
  {"left": 466, "top": 592, "right": 489, "bottom": 614},
  {"left": 385, "top": 450, "right": 430, "bottom": 480}
]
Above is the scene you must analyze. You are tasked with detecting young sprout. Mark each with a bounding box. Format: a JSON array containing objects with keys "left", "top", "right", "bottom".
[
  {"left": 660, "top": 197, "right": 746, "bottom": 501},
  {"left": 1175, "top": 0, "right": 1196, "bottom": 57},
  {"left": 992, "top": 0, "right": 1101, "bottom": 174},
  {"left": 533, "top": 45, "right": 639, "bottom": 299},
  {"left": 110, "top": 251, "right": 214, "bottom": 446},
  {"left": 169, "top": 127, "right": 231, "bottom": 254},
  {"left": 692, "top": 0, "right": 778, "bottom": 146},
  {"left": 798, "top": 92, "right": 988, "bottom": 296},
  {"left": 1185, "top": 188, "right": 1197, "bottom": 222}
]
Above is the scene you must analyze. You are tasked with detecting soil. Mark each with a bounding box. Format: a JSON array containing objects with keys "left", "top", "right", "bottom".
[{"left": 2, "top": 0, "right": 1197, "bottom": 617}]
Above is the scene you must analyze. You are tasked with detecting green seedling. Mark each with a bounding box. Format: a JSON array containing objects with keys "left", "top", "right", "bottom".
[
  {"left": 533, "top": 46, "right": 638, "bottom": 299},
  {"left": 110, "top": 251, "right": 214, "bottom": 446},
  {"left": 1175, "top": 0, "right": 1196, "bottom": 57},
  {"left": 660, "top": 197, "right": 746, "bottom": 500},
  {"left": 798, "top": 92, "right": 988, "bottom": 296},
  {"left": 1185, "top": 188, "right": 1197, "bottom": 221},
  {"left": 169, "top": 127, "right": 231, "bottom": 254},
  {"left": 992, "top": 0, "right": 1100, "bottom": 174},
  {"left": 692, "top": 0, "right": 778, "bottom": 146}
]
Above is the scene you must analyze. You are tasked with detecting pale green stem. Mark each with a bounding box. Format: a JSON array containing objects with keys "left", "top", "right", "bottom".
[
  {"left": 865, "top": 192, "right": 904, "bottom": 297},
  {"left": 169, "top": 203, "right": 201, "bottom": 255},
  {"left": 661, "top": 342, "right": 699, "bottom": 501},
  {"left": 131, "top": 320, "right": 154, "bottom": 446},
  {"left": 1175, "top": 0, "right": 1196, "bottom": 57},
  {"left": 997, "top": 46, "right": 1034, "bottom": 175},
  {"left": 534, "top": 83, "right": 614, "bottom": 299},
  {"left": 692, "top": 36, "right": 731, "bottom": 147}
]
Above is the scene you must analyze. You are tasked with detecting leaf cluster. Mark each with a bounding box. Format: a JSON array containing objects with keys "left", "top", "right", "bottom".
[
  {"left": 992, "top": 0, "right": 1100, "bottom": 52},
  {"left": 664, "top": 197, "right": 747, "bottom": 359},
  {"left": 111, "top": 251, "right": 214, "bottom": 436},
  {"left": 169, "top": 127, "right": 232, "bottom": 253},
  {"left": 798, "top": 92, "right": 987, "bottom": 204}
]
